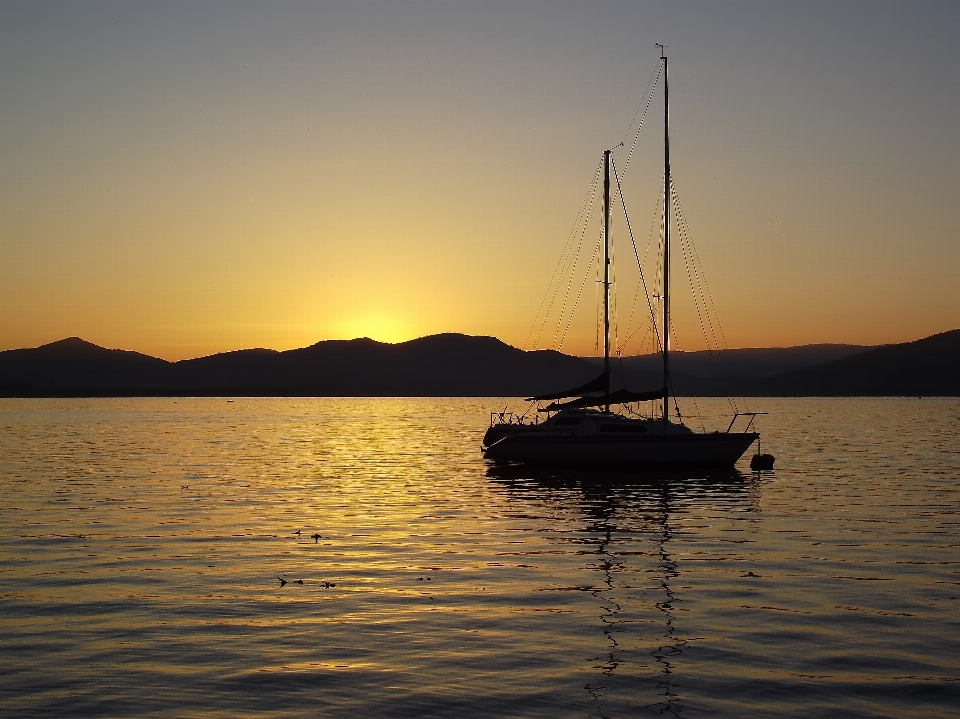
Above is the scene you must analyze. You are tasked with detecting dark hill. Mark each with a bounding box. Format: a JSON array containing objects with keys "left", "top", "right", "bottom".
[
  {"left": 0, "top": 337, "right": 173, "bottom": 395},
  {"left": 2, "top": 330, "right": 957, "bottom": 397},
  {"left": 171, "top": 348, "right": 286, "bottom": 392},
  {"left": 585, "top": 344, "right": 870, "bottom": 396},
  {"left": 0, "top": 334, "right": 597, "bottom": 397},
  {"left": 759, "top": 329, "right": 960, "bottom": 396},
  {"left": 170, "top": 334, "right": 596, "bottom": 396}
]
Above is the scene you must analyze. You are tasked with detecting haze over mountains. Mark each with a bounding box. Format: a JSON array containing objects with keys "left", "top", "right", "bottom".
[{"left": 1, "top": 330, "right": 958, "bottom": 397}]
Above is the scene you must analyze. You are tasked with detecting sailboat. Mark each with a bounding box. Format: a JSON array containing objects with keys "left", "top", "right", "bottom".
[{"left": 483, "top": 50, "right": 762, "bottom": 467}]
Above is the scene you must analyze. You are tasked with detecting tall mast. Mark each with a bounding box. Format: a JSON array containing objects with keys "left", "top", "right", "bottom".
[
  {"left": 661, "top": 48, "right": 670, "bottom": 423},
  {"left": 603, "top": 148, "right": 611, "bottom": 409}
]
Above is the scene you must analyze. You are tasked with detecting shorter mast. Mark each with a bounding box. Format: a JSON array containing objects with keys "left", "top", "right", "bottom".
[{"left": 603, "top": 149, "right": 611, "bottom": 412}]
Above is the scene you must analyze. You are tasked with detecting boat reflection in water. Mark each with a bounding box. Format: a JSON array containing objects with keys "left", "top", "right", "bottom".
[{"left": 486, "top": 463, "right": 758, "bottom": 718}]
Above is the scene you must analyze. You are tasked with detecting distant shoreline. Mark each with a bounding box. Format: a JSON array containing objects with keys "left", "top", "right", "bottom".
[{"left": 2, "top": 330, "right": 958, "bottom": 399}]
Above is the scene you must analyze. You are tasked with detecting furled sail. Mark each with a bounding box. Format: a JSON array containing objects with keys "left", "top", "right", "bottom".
[
  {"left": 539, "top": 386, "right": 666, "bottom": 412},
  {"left": 527, "top": 371, "right": 609, "bottom": 402}
]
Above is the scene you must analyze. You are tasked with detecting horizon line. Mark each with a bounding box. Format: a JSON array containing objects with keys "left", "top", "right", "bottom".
[{"left": 4, "top": 330, "right": 954, "bottom": 364}]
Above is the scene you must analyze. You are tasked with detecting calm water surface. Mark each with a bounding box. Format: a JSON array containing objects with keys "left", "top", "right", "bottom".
[{"left": 1, "top": 397, "right": 958, "bottom": 718}]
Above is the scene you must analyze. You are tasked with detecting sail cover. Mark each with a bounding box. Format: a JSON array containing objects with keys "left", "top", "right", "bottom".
[
  {"left": 539, "top": 386, "right": 666, "bottom": 411},
  {"left": 527, "top": 371, "right": 609, "bottom": 402}
]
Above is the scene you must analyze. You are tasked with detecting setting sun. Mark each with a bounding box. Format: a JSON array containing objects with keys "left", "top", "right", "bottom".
[{"left": 333, "top": 312, "right": 415, "bottom": 345}]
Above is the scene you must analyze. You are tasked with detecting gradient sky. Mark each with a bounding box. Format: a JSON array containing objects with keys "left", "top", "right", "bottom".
[{"left": 2, "top": 1, "right": 958, "bottom": 360}]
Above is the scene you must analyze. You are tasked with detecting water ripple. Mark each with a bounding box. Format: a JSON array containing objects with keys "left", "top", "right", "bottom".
[{"left": 1, "top": 397, "right": 959, "bottom": 717}]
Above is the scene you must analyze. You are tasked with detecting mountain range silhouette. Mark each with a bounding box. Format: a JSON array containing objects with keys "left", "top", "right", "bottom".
[{"left": 1, "top": 330, "right": 957, "bottom": 397}]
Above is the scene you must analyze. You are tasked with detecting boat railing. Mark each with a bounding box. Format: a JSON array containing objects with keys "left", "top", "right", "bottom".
[
  {"left": 489, "top": 411, "right": 534, "bottom": 427},
  {"left": 726, "top": 412, "right": 766, "bottom": 433}
]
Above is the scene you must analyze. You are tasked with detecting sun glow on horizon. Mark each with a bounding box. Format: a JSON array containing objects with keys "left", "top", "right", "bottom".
[{"left": 331, "top": 312, "right": 418, "bottom": 346}]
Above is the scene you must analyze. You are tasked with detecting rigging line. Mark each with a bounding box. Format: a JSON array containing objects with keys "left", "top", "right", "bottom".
[
  {"left": 542, "top": 165, "right": 603, "bottom": 349},
  {"left": 543, "top": 162, "right": 602, "bottom": 312},
  {"left": 612, "top": 158, "right": 662, "bottom": 355},
  {"left": 670, "top": 180, "right": 729, "bottom": 352},
  {"left": 674, "top": 191, "right": 713, "bottom": 358},
  {"left": 621, "top": 313, "right": 654, "bottom": 363},
  {"left": 690, "top": 395, "right": 706, "bottom": 433},
  {"left": 670, "top": 181, "right": 743, "bottom": 414},
  {"left": 671, "top": 326, "right": 706, "bottom": 433},
  {"left": 657, "top": 186, "right": 665, "bottom": 297},
  {"left": 554, "top": 216, "right": 602, "bottom": 349},
  {"left": 666, "top": 318, "right": 686, "bottom": 425},
  {"left": 621, "top": 312, "right": 654, "bottom": 348},
  {"left": 531, "top": 162, "right": 602, "bottom": 350},
  {"left": 645, "top": 184, "right": 662, "bottom": 284},
  {"left": 670, "top": 184, "right": 710, "bottom": 351},
  {"left": 611, "top": 166, "right": 644, "bottom": 344},
  {"left": 671, "top": 181, "right": 720, "bottom": 354},
  {"left": 624, "top": 285, "right": 645, "bottom": 350},
  {"left": 550, "top": 168, "right": 604, "bottom": 349},
  {"left": 528, "top": 161, "right": 603, "bottom": 350},
  {"left": 595, "top": 243, "right": 601, "bottom": 357},
  {"left": 559, "top": 235, "right": 603, "bottom": 351},
  {"left": 617, "top": 351, "right": 626, "bottom": 398},
  {"left": 646, "top": 312, "right": 657, "bottom": 356},
  {"left": 678, "top": 194, "right": 730, "bottom": 352},
  {"left": 623, "top": 268, "right": 645, "bottom": 348},
  {"left": 609, "top": 207, "right": 620, "bottom": 361},
  {"left": 628, "top": 184, "right": 664, "bottom": 351},
  {"left": 619, "top": 63, "right": 661, "bottom": 148},
  {"left": 618, "top": 63, "right": 663, "bottom": 180}
]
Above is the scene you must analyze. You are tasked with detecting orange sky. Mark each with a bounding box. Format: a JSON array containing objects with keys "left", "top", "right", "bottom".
[{"left": 2, "top": 1, "right": 959, "bottom": 360}]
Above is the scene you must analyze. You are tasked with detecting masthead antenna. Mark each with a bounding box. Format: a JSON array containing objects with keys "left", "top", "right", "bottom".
[{"left": 656, "top": 43, "right": 667, "bottom": 58}]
